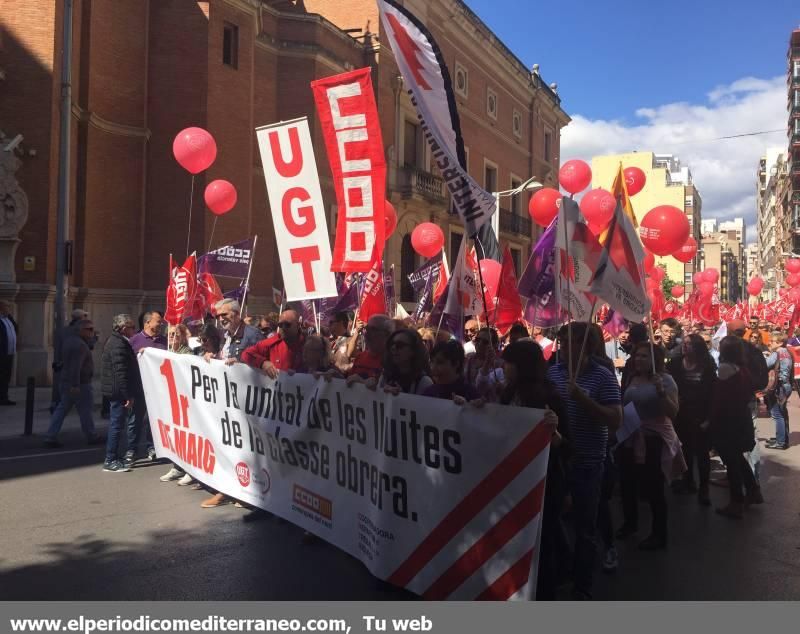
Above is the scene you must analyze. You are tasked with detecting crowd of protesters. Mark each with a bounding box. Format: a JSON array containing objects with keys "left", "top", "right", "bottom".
[{"left": 41, "top": 298, "right": 797, "bottom": 600}]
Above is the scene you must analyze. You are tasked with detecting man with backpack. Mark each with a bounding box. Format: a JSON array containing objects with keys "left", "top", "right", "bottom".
[{"left": 727, "top": 319, "right": 768, "bottom": 492}]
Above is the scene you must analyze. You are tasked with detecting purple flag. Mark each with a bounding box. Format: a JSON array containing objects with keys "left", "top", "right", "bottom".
[
  {"left": 199, "top": 238, "right": 255, "bottom": 279},
  {"left": 413, "top": 271, "right": 434, "bottom": 323},
  {"left": 408, "top": 253, "right": 443, "bottom": 293},
  {"left": 332, "top": 277, "right": 359, "bottom": 315},
  {"left": 224, "top": 285, "right": 246, "bottom": 304},
  {"left": 518, "top": 218, "right": 565, "bottom": 328},
  {"left": 602, "top": 308, "right": 629, "bottom": 338}
]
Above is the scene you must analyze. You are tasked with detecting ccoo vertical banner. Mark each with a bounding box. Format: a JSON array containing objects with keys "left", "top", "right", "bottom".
[
  {"left": 311, "top": 68, "right": 386, "bottom": 273},
  {"left": 256, "top": 117, "right": 338, "bottom": 301}
]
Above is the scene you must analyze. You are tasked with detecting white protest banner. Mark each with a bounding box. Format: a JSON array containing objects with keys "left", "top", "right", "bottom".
[
  {"left": 139, "top": 348, "right": 550, "bottom": 600},
  {"left": 256, "top": 117, "right": 337, "bottom": 301}
]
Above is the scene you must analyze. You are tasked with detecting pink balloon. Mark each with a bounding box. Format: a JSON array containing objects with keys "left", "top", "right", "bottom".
[
  {"left": 384, "top": 201, "right": 398, "bottom": 237},
  {"left": 703, "top": 268, "right": 719, "bottom": 283},
  {"left": 580, "top": 188, "right": 616, "bottom": 230},
  {"left": 411, "top": 223, "right": 444, "bottom": 258},
  {"left": 204, "top": 180, "right": 237, "bottom": 215},
  {"left": 173, "top": 127, "right": 217, "bottom": 174},
  {"left": 643, "top": 250, "right": 656, "bottom": 274},
  {"left": 623, "top": 166, "right": 646, "bottom": 196},
  {"left": 639, "top": 205, "right": 690, "bottom": 256},
  {"left": 650, "top": 267, "right": 665, "bottom": 283},
  {"left": 670, "top": 285, "right": 685, "bottom": 299},
  {"left": 747, "top": 276, "right": 764, "bottom": 296},
  {"left": 786, "top": 258, "right": 800, "bottom": 274},
  {"left": 698, "top": 281, "right": 714, "bottom": 296},
  {"left": 558, "top": 160, "right": 592, "bottom": 195},
  {"left": 673, "top": 236, "right": 698, "bottom": 263},
  {"left": 528, "top": 188, "right": 562, "bottom": 227},
  {"left": 478, "top": 259, "right": 502, "bottom": 307},
  {"left": 693, "top": 271, "right": 704, "bottom": 285},
  {"left": 787, "top": 273, "right": 800, "bottom": 287}
]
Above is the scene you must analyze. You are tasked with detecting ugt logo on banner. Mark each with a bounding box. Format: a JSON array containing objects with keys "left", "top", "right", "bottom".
[{"left": 256, "top": 117, "right": 337, "bottom": 301}]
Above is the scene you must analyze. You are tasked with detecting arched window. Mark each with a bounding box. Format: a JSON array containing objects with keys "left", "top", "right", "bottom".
[{"left": 401, "top": 233, "right": 417, "bottom": 302}]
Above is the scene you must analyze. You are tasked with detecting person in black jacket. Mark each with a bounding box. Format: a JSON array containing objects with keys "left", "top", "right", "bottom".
[
  {"left": 0, "top": 300, "right": 18, "bottom": 406},
  {"left": 101, "top": 314, "right": 141, "bottom": 472}
]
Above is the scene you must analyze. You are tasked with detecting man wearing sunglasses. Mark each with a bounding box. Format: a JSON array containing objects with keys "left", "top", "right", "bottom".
[
  {"left": 210, "top": 298, "right": 264, "bottom": 363},
  {"left": 44, "top": 319, "right": 102, "bottom": 448},
  {"left": 241, "top": 308, "right": 304, "bottom": 379}
]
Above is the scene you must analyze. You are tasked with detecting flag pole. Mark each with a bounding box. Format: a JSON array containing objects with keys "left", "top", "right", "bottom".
[
  {"left": 185, "top": 174, "right": 195, "bottom": 259},
  {"left": 473, "top": 235, "right": 492, "bottom": 329},
  {"left": 562, "top": 196, "right": 574, "bottom": 381},
  {"left": 312, "top": 299, "right": 319, "bottom": 334},
  {"left": 575, "top": 298, "right": 599, "bottom": 372},
  {"left": 240, "top": 234, "right": 257, "bottom": 317}
]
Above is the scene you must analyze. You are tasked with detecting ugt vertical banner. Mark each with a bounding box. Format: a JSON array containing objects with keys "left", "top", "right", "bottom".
[
  {"left": 256, "top": 117, "right": 337, "bottom": 301},
  {"left": 311, "top": 68, "right": 386, "bottom": 273}
]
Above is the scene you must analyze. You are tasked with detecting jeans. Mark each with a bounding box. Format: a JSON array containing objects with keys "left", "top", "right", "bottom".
[
  {"left": 770, "top": 399, "right": 789, "bottom": 446},
  {"left": 106, "top": 399, "right": 133, "bottom": 463},
  {"left": 126, "top": 398, "right": 153, "bottom": 458},
  {"left": 46, "top": 384, "right": 97, "bottom": 440},
  {"left": 568, "top": 461, "right": 604, "bottom": 597}
]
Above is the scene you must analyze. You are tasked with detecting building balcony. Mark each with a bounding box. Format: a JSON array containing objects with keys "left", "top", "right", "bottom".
[
  {"left": 792, "top": 133, "right": 800, "bottom": 147},
  {"left": 791, "top": 75, "right": 800, "bottom": 88},
  {"left": 397, "top": 165, "right": 447, "bottom": 204},
  {"left": 790, "top": 47, "right": 800, "bottom": 60},
  {"left": 499, "top": 208, "right": 532, "bottom": 237}
]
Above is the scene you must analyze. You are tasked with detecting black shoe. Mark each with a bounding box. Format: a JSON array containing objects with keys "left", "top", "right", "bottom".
[
  {"left": 638, "top": 535, "right": 667, "bottom": 551},
  {"left": 147, "top": 447, "right": 157, "bottom": 461},
  {"left": 43, "top": 439, "right": 63, "bottom": 449},
  {"left": 87, "top": 435, "right": 105, "bottom": 446},
  {"left": 766, "top": 440, "right": 788, "bottom": 450},
  {"left": 0, "top": 400, "right": 16, "bottom": 406},
  {"left": 103, "top": 460, "right": 131, "bottom": 473},
  {"left": 123, "top": 453, "right": 136, "bottom": 468},
  {"left": 615, "top": 524, "right": 638, "bottom": 539}
]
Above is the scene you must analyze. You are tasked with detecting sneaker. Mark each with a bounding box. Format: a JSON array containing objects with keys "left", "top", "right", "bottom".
[
  {"left": 602, "top": 546, "right": 619, "bottom": 573},
  {"left": 765, "top": 440, "right": 788, "bottom": 450},
  {"left": 103, "top": 460, "right": 131, "bottom": 473},
  {"left": 177, "top": 473, "right": 194, "bottom": 486},
  {"left": 123, "top": 453, "right": 136, "bottom": 469},
  {"left": 160, "top": 467, "right": 184, "bottom": 482}
]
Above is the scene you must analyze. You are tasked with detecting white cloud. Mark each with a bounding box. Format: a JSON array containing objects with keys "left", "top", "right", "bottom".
[{"left": 560, "top": 76, "right": 787, "bottom": 246}]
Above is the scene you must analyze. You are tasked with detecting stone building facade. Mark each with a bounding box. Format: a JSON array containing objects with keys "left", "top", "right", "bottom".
[{"left": 0, "top": 0, "right": 568, "bottom": 385}]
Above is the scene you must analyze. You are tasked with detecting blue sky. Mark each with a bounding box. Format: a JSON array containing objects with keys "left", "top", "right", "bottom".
[
  {"left": 465, "top": 0, "right": 800, "bottom": 244},
  {"left": 467, "top": 0, "right": 798, "bottom": 121}
]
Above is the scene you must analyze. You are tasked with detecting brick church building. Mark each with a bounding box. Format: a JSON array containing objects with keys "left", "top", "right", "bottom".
[{"left": 0, "top": 0, "right": 568, "bottom": 385}]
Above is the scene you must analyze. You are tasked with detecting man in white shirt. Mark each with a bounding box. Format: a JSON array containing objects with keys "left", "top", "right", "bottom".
[
  {"left": 0, "top": 300, "right": 18, "bottom": 406},
  {"left": 463, "top": 319, "right": 478, "bottom": 355}
]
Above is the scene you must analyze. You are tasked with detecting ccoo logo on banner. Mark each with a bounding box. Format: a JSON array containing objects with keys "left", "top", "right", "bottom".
[{"left": 138, "top": 349, "right": 551, "bottom": 600}]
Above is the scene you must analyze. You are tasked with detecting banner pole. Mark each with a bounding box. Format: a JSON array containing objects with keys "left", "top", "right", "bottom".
[
  {"left": 185, "top": 174, "right": 195, "bottom": 259},
  {"left": 240, "top": 234, "right": 258, "bottom": 317}
]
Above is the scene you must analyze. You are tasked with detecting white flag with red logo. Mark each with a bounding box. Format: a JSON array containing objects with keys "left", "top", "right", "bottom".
[
  {"left": 164, "top": 254, "right": 198, "bottom": 324},
  {"left": 444, "top": 239, "right": 481, "bottom": 317},
  {"left": 554, "top": 197, "right": 600, "bottom": 322},
  {"left": 377, "top": 0, "right": 496, "bottom": 235},
  {"left": 311, "top": 68, "right": 386, "bottom": 273}
]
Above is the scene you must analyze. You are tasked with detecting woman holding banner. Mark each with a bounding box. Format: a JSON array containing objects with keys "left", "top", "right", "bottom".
[{"left": 380, "top": 329, "right": 433, "bottom": 396}]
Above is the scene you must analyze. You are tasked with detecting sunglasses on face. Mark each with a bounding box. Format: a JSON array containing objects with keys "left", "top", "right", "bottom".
[{"left": 278, "top": 321, "right": 296, "bottom": 329}]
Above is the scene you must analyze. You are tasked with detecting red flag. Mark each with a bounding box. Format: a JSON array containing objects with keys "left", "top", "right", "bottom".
[
  {"left": 495, "top": 246, "right": 523, "bottom": 334},
  {"left": 358, "top": 258, "right": 386, "bottom": 323},
  {"left": 164, "top": 254, "right": 197, "bottom": 324},
  {"left": 192, "top": 270, "right": 224, "bottom": 319},
  {"left": 311, "top": 68, "right": 386, "bottom": 272}
]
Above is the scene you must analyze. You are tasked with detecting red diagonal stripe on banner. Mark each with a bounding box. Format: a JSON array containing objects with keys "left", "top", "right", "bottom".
[
  {"left": 474, "top": 548, "right": 535, "bottom": 601},
  {"left": 423, "top": 478, "right": 546, "bottom": 600},
  {"left": 388, "top": 422, "right": 551, "bottom": 588}
]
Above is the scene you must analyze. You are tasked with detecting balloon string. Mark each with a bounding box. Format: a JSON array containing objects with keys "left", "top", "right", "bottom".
[
  {"left": 186, "top": 174, "right": 195, "bottom": 259},
  {"left": 207, "top": 216, "right": 218, "bottom": 254}
]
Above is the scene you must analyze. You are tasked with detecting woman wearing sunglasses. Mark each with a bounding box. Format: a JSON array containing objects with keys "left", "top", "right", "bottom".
[{"left": 380, "top": 329, "right": 433, "bottom": 396}]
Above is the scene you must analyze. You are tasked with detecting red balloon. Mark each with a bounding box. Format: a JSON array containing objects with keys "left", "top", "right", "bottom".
[
  {"left": 558, "top": 160, "right": 592, "bottom": 195},
  {"left": 673, "top": 236, "right": 697, "bottom": 263},
  {"left": 580, "top": 188, "right": 615, "bottom": 230},
  {"left": 692, "top": 271, "right": 704, "bottom": 285},
  {"left": 703, "top": 268, "right": 719, "bottom": 283},
  {"left": 384, "top": 201, "right": 398, "bottom": 237},
  {"left": 204, "top": 180, "right": 237, "bottom": 215},
  {"left": 698, "top": 281, "right": 714, "bottom": 296},
  {"left": 670, "top": 285, "right": 685, "bottom": 299},
  {"left": 786, "top": 259, "right": 800, "bottom": 274},
  {"left": 650, "top": 267, "right": 665, "bottom": 283},
  {"left": 172, "top": 127, "right": 217, "bottom": 174},
  {"left": 787, "top": 273, "right": 800, "bottom": 287},
  {"left": 528, "top": 188, "right": 562, "bottom": 227},
  {"left": 478, "top": 259, "right": 502, "bottom": 308},
  {"left": 789, "top": 287, "right": 800, "bottom": 303},
  {"left": 747, "top": 276, "right": 764, "bottom": 296},
  {"left": 411, "top": 222, "right": 444, "bottom": 259},
  {"left": 623, "top": 166, "right": 647, "bottom": 196},
  {"left": 646, "top": 277, "right": 660, "bottom": 293},
  {"left": 639, "top": 205, "right": 690, "bottom": 256},
  {"left": 643, "top": 250, "right": 656, "bottom": 274}
]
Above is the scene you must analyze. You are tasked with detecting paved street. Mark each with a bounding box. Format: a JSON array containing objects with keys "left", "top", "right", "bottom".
[{"left": 2, "top": 386, "right": 800, "bottom": 601}]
